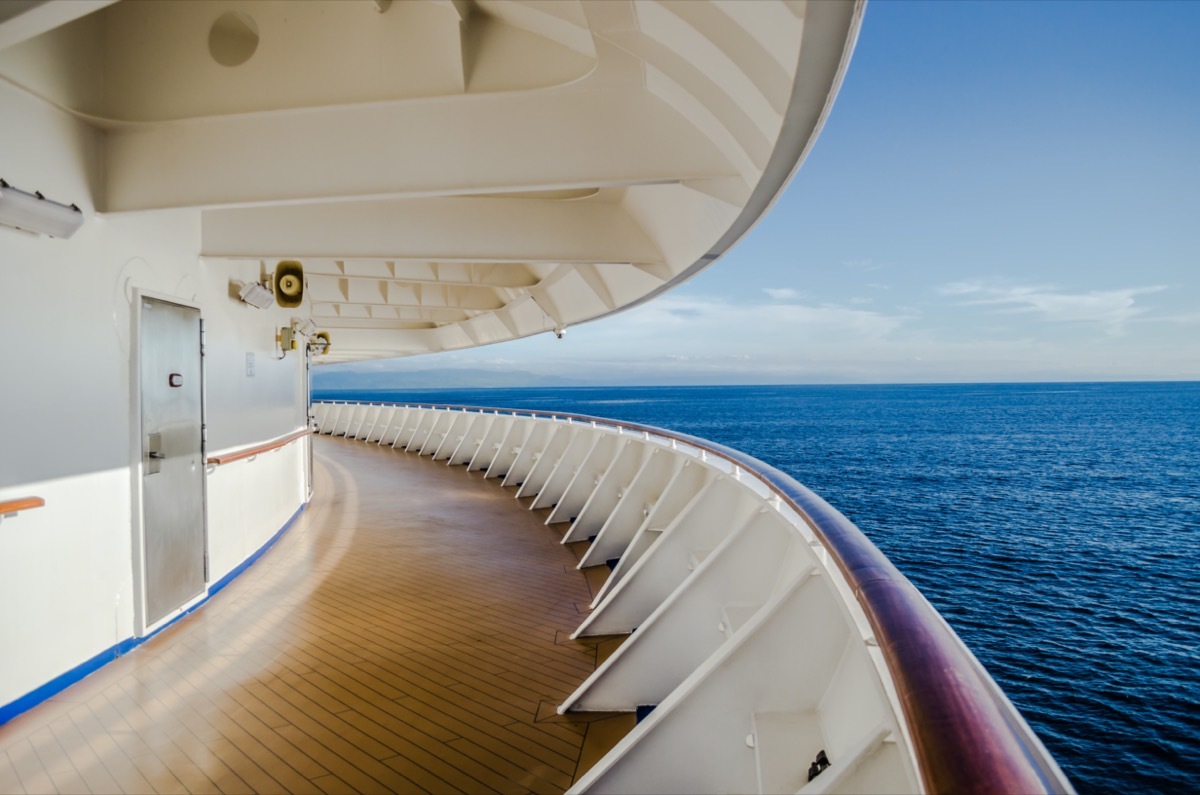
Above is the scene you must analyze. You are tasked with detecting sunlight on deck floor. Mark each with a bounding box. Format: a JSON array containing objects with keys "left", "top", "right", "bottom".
[{"left": 0, "top": 436, "right": 632, "bottom": 794}]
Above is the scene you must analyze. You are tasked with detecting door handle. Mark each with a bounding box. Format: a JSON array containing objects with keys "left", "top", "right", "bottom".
[{"left": 146, "top": 432, "right": 163, "bottom": 474}]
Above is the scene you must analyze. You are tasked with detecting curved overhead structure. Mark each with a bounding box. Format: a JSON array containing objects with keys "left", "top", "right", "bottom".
[{"left": 0, "top": 0, "right": 863, "bottom": 363}]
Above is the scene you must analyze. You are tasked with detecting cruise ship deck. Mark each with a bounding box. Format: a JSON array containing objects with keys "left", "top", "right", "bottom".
[{"left": 0, "top": 436, "right": 631, "bottom": 794}]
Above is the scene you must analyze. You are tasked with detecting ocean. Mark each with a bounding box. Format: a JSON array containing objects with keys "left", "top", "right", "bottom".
[{"left": 313, "top": 381, "right": 1200, "bottom": 793}]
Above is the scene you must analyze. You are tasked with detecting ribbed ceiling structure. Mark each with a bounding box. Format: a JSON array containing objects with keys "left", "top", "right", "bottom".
[{"left": 0, "top": 0, "right": 863, "bottom": 363}]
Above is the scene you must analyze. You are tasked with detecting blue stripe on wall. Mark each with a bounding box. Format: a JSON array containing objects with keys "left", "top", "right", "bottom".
[{"left": 0, "top": 502, "right": 307, "bottom": 727}]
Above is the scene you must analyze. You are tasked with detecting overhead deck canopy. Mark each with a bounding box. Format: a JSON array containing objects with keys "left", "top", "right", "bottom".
[{"left": 0, "top": 0, "right": 863, "bottom": 363}]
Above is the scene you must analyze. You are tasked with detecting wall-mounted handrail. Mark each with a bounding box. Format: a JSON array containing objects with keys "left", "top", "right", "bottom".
[
  {"left": 206, "top": 428, "right": 311, "bottom": 466},
  {"left": 313, "top": 399, "right": 1071, "bottom": 794},
  {"left": 0, "top": 497, "right": 45, "bottom": 515}
]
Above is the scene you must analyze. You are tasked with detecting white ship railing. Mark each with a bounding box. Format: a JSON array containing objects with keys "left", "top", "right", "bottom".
[{"left": 312, "top": 400, "right": 1073, "bottom": 795}]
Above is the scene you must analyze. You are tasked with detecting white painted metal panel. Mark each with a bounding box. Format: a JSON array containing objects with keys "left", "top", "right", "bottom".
[
  {"left": 326, "top": 403, "right": 347, "bottom": 435},
  {"left": 504, "top": 421, "right": 555, "bottom": 488},
  {"left": 362, "top": 405, "right": 387, "bottom": 442},
  {"left": 563, "top": 511, "right": 800, "bottom": 712},
  {"left": 547, "top": 433, "right": 623, "bottom": 526},
  {"left": 380, "top": 408, "right": 411, "bottom": 446},
  {"left": 564, "top": 440, "right": 651, "bottom": 544},
  {"left": 588, "top": 461, "right": 710, "bottom": 609},
  {"left": 406, "top": 409, "right": 439, "bottom": 452},
  {"left": 447, "top": 414, "right": 489, "bottom": 465},
  {"left": 357, "top": 405, "right": 378, "bottom": 442},
  {"left": 349, "top": 404, "right": 369, "bottom": 437},
  {"left": 578, "top": 448, "right": 682, "bottom": 569},
  {"left": 312, "top": 402, "right": 334, "bottom": 430},
  {"left": 577, "top": 476, "right": 757, "bottom": 636},
  {"left": 331, "top": 403, "right": 359, "bottom": 437},
  {"left": 570, "top": 571, "right": 855, "bottom": 794},
  {"left": 205, "top": 435, "right": 307, "bottom": 594},
  {"left": 467, "top": 414, "right": 513, "bottom": 473},
  {"left": 343, "top": 404, "right": 362, "bottom": 437},
  {"left": 486, "top": 418, "right": 534, "bottom": 480},
  {"left": 369, "top": 406, "right": 398, "bottom": 443},
  {"left": 358, "top": 404, "right": 385, "bottom": 441},
  {"left": 393, "top": 408, "right": 426, "bottom": 449},
  {"left": 516, "top": 424, "right": 576, "bottom": 500},
  {"left": 417, "top": 410, "right": 455, "bottom": 456},
  {"left": 531, "top": 428, "right": 600, "bottom": 510},
  {"left": 796, "top": 728, "right": 908, "bottom": 795},
  {"left": 433, "top": 412, "right": 474, "bottom": 460}
]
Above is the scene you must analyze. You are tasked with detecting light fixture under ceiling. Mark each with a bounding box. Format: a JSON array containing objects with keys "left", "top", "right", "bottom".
[
  {"left": 0, "top": 179, "right": 84, "bottom": 238},
  {"left": 238, "top": 281, "right": 275, "bottom": 309}
]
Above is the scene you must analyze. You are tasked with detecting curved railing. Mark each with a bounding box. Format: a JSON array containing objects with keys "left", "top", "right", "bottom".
[
  {"left": 206, "top": 429, "right": 311, "bottom": 466},
  {"left": 313, "top": 400, "right": 1072, "bottom": 794}
]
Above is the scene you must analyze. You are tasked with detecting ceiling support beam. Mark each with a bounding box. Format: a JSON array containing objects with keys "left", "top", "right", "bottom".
[
  {"left": 311, "top": 303, "right": 473, "bottom": 323},
  {"left": 105, "top": 64, "right": 733, "bottom": 212},
  {"left": 0, "top": 0, "right": 117, "bottom": 51},
  {"left": 574, "top": 263, "right": 617, "bottom": 311},
  {"left": 310, "top": 296, "right": 497, "bottom": 311},
  {"left": 305, "top": 270, "right": 537, "bottom": 290},
  {"left": 201, "top": 196, "right": 663, "bottom": 265}
]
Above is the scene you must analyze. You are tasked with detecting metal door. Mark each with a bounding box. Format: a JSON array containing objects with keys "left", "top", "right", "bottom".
[{"left": 140, "top": 297, "right": 205, "bottom": 626}]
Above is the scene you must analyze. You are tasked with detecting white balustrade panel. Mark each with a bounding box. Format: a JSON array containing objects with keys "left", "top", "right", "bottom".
[
  {"left": 516, "top": 424, "right": 578, "bottom": 500},
  {"left": 548, "top": 433, "right": 625, "bottom": 526},
  {"left": 503, "top": 421, "right": 555, "bottom": 488},
  {"left": 532, "top": 429, "right": 599, "bottom": 511},
  {"left": 418, "top": 410, "right": 455, "bottom": 456},
  {"left": 433, "top": 412, "right": 474, "bottom": 461},
  {"left": 563, "top": 439, "right": 654, "bottom": 544},
  {"left": 578, "top": 449, "right": 682, "bottom": 570},
  {"left": 487, "top": 418, "right": 535, "bottom": 480}
]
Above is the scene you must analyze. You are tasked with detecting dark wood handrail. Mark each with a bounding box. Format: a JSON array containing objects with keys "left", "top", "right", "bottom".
[
  {"left": 206, "top": 429, "right": 311, "bottom": 466},
  {"left": 315, "top": 400, "right": 1072, "bottom": 793},
  {"left": 0, "top": 497, "right": 45, "bottom": 515}
]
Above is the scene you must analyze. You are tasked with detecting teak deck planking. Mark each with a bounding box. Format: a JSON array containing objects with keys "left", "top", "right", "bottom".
[{"left": 0, "top": 435, "right": 633, "bottom": 794}]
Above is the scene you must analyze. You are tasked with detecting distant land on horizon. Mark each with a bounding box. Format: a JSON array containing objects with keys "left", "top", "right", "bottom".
[
  {"left": 312, "top": 367, "right": 1197, "bottom": 391},
  {"left": 312, "top": 367, "right": 589, "bottom": 390}
]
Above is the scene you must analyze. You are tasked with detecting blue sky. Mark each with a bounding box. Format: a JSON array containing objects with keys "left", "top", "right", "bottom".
[{"left": 324, "top": 0, "right": 1199, "bottom": 387}]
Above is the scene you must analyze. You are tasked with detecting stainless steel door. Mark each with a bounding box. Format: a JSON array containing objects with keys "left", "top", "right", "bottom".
[{"left": 140, "top": 298, "right": 205, "bottom": 626}]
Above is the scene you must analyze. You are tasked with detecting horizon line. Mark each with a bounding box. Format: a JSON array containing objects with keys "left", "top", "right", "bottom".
[{"left": 313, "top": 378, "right": 1200, "bottom": 391}]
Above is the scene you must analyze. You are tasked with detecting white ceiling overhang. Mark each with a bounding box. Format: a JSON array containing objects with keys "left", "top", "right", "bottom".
[{"left": 0, "top": 0, "right": 865, "bottom": 363}]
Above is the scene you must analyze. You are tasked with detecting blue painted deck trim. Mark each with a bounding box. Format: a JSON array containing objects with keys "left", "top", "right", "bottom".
[{"left": 0, "top": 502, "right": 307, "bottom": 727}]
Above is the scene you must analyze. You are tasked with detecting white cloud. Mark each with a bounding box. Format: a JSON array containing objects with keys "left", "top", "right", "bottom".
[
  {"left": 938, "top": 282, "right": 1166, "bottom": 335},
  {"left": 1147, "top": 312, "right": 1200, "bottom": 325},
  {"left": 625, "top": 295, "right": 906, "bottom": 337},
  {"left": 763, "top": 287, "right": 803, "bottom": 300},
  {"left": 320, "top": 278, "right": 1195, "bottom": 386},
  {"left": 938, "top": 281, "right": 989, "bottom": 296}
]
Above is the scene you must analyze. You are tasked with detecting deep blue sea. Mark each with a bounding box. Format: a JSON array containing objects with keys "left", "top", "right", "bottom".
[{"left": 314, "top": 381, "right": 1200, "bottom": 794}]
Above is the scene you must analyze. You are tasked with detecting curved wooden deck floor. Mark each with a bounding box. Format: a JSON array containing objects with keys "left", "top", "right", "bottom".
[{"left": 0, "top": 436, "right": 630, "bottom": 794}]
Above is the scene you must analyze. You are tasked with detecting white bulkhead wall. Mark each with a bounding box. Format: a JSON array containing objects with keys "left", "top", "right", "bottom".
[{"left": 0, "top": 79, "right": 309, "bottom": 713}]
